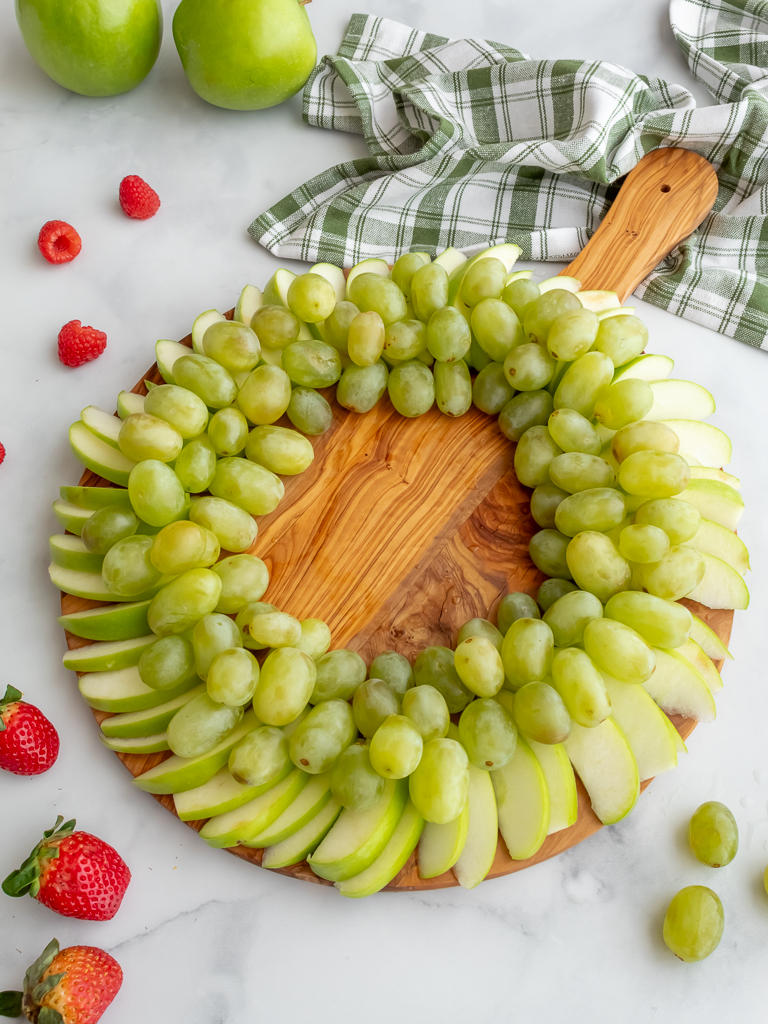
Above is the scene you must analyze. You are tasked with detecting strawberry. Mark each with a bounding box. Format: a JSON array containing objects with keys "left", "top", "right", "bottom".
[
  {"left": 0, "top": 686, "right": 60, "bottom": 776},
  {"left": 2, "top": 817, "right": 131, "bottom": 921},
  {"left": 0, "top": 937, "right": 122, "bottom": 1023}
]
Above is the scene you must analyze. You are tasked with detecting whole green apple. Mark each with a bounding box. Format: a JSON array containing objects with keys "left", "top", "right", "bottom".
[
  {"left": 173, "top": 0, "right": 317, "bottom": 111},
  {"left": 15, "top": 0, "right": 162, "bottom": 97}
]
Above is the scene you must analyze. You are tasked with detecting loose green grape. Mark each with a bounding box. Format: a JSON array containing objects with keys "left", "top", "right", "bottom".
[
  {"left": 472, "top": 362, "right": 515, "bottom": 415},
  {"left": 210, "top": 457, "right": 283, "bottom": 517},
  {"left": 619, "top": 451, "right": 690, "bottom": 498},
  {"left": 331, "top": 743, "right": 385, "bottom": 811},
  {"left": 282, "top": 341, "right": 342, "bottom": 388},
  {"left": 663, "top": 886, "right": 724, "bottom": 963},
  {"left": 566, "top": 531, "right": 630, "bottom": 602},
  {"left": 460, "top": 257, "right": 506, "bottom": 307},
  {"left": 237, "top": 364, "right": 292, "bottom": 425},
  {"left": 524, "top": 289, "right": 582, "bottom": 344},
  {"left": 235, "top": 601, "right": 278, "bottom": 650},
  {"left": 409, "top": 737, "right": 469, "bottom": 823},
  {"left": 245, "top": 425, "right": 314, "bottom": 476},
  {"left": 205, "top": 407, "right": 247, "bottom": 458},
  {"left": 514, "top": 425, "right": 563, "bottom": 487},
  {"left": 295, "top": 619, "right": 332, "bottom": 659},
  {"left": 254, "top": 647, "right": 317, "bottom": 725},
  {"left": 391, "top": 252, "right": 430, "bottom": 298},
  {"left": 148, "top": 568, "right": 222, "bottom": 636},
  {"left": 323, "top": 301, "right": 360, "bottom": 354},
  {"left": 311, "top": 649, "right": 367, "bottom": 703},
  {"left": 470, "top": 298, "right": 524, "bottom": 362},
  {"left": 583, "top": 617, "right": 655, "bottom": 683},
  {"left": 173, "top": 354, "right": 237, "bottom": 409},
  {"left": 537, "top": 578, "right": 578, "bottom": 612},
  {"left": 546, "top": 307, "right": 599, "bottom": 361},
  {"left": 203, "top": 320, "right": 261, "bottom": 373},
  {"left": 138, "top": 635, "right": 196, "bottom": 691},
  {"left": 502, "top": 278, "right": 540, "bottom": 320},
  {"left": 414, "top": 646, "right": 473, "bottom": 713},
  {"left": 347, "top": 273, "right": 407, "bottom": 326},
  {"left": 543, "top": 589, "right": 603, "bottom": 647},
  {"left": 426, "top": 307, "right": 471, "bottom": 363},
  {"left": 81, "top": 506, "right": 138, "bottom": 554},
  {"left": 689, "top": 801, "right": 738, "bottom": 868},
  {"left": 529, "top": 529, "right": 572, "bottom": 579},
  {"left": 248, "top": 610, "right": 302, "bottom": 649},
  {"left": 459, "top": 697, "right": 517, "bottom": 770},
  {"left": 149, "top": 520, "right": 206, "bottom": 575},
  {"left": 434, "top": 359, "right": 472, "bottom": 417},
  {"left": 174, "top": 434, "right": 217, "bottom": 494},
  {"left": 207, "top": 647, "right": 259, "bottom": 706},
  {"left": 337, "top": 361, "right": 389, "bottom": 414},
  {"left": 604, "top": 591, "right": 692, "bottom": 648},
  {"left": 514, "top": 681, "right": 571, "bottom": 744},
  {"left": 639, "top": 545, "right": 706, "bottom": 600},
  {"left": 634, "top": 498, "right": 701, "bottom": 545},
  {"left": 411, "top": 263, "right": 449, "bottom": 322},
  {"left": 611, "top": 420, "right": 680, "bottom": 463},
  {"left": 251, "top": 305, "right": 301, "bottom": 350},
  {"left": 144, "top": 384, "right": 209, "bottom": 439},
  {"left": 401, "top": 684, "right": 449, "bottom": 742},
  {"left": 553, "top": 351, "right": 614, "bottom": 417},
  {"left": 353, "top": 678, "right": 400, "bottom": 738},
  {"left": 286, "top": 387, "right": 333, "bottom": 435},
  {"left": 504, "top": 342, "right": 556, "bottom": 391},
  {"left": 229, "top": 726, "right": 289, "bottom": 787},
  {"left": 102, "top": 535, "right": 163, "bottom": 597},
  {"left": 454, "top": 637, "right": 505, "bottom": 697},
  {"left": 456, "top": 618, "right": 503, "bottom": 652},
  {"left": 548, "top": 408, "right": 601, "bottom": 455},
  {"left": 119, "top": 413, "right": 183, "bottom": 464},
  {"left": 593, "top": 378, "right": 653, "bottom": 430},
  {"left": 190, "top": 496, "right": 257, "bottom": 553},
  {"left": 383, "top": 319, "right": 426, "bottom": 362},
  {"left": 548, "top": 453, "right": 615, "bottom": 493},
  {"left": 192, "top": 613, "right": 243, "bottom": 679},
  {"left": 551, "top": 648, "right": 610, "bottom": 727},
  {"left": 554, "top": 488, "right": 626, "bottom": 536},
  {"left": 348, "top": 310, "right": 385, "bottom": 366},
  {"left": 388, "top": 360, "right": 435, "bottom": 417},
  {"left": 467, "top": 336, "right": 491, "bottom": 373},
  {"left": 501, "top": 618, "right": 554, "bottom": 691},
  {"left": 498, "top": 390, "right": 553, "bottom": 442},
  {"left": 619, "top": 523, "right": 669, "bottom": 563},
  {"left": 593, "top": 315, "right": 648, "bottom": 366},
  {"left": 497, "top": 593, "right": 540, "bottom": 635},
  {"left": 167, "top": 692, "right": 243, "bottom": 758},
  {"left": 289, "top": 698, "right": 356, "bottom": 774},
  {"left": 369, "top": 714, "right": 422, "bottom": 779},
  {"left": 212, "top": 554, "right": 269, "bottom": 614},
  {"left": 287, "top": 273, "right": 336, "bottom": 323},
  {"left": 129, "top": 460, "right": 187, "bottom": 528},
  {"left": 530, "top": 483, "right": 569, "bottom": 529},
  {"left": 369, "top": 651, "right": 414, "bottom": 698}
]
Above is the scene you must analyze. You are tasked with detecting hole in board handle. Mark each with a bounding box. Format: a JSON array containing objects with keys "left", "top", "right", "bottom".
[{"left": 660, "top": 184, "right": 671, "bottom": 193}]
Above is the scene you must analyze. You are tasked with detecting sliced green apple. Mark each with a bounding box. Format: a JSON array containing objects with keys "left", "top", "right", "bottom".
[
  {"left": 261, "top": 269, "right": 312, "bottom": 337},
  {"left": 309, "top": 263, "right": 347, "bottom": 303},
  {"left": 644, "top": 648, "right": 716, "bottom": 722},
  {"left": 100, "top": 684, "right": 204, "bottom": 738},
  {"left": 475, "top": 243, "right": 521, "bottom": 273},
  {"left": 234, "top": 285, "right": 264, "bottom": 326},
  {"left": 59, "top": 485, "right": 132, "bottom": 510},
  {"left": 173, "top": 764, "right": 295, "bottom": 822},
  {"left": 504, "top": 270, "right": 533, "bottom": 285},
  {"left": 676, "top": 638, "right": 722, "bottom": 695},
  {"left": 418, "top": 799, "right": 469, "bottom": 878},
  {"left": 662, "top": 420, "right": 732, "bottom": 467},
  {"left": 684, "top": 518, "right": 749, "bottom": 574},
  {"left": 689, "top": 467, "right": 740, "bottom": 490},
  {"left": 59, "top": 600, "right": 152, "bottom": 642},
  {"left": 79, "top": 665, "right": 200, "bottom": 714},
  {"left": 613, "top": 353, "right": 674, "bottom": 383},
  {"left": 245, "top": 772, "right": 334, "bottom": 848},
  {"left": 156, "top": 339, "right": 192, "bottom": 384},
  {"left": 577, "top": 290, "right": 620, "bottom": 313},
  {"left": 563, "top": 719, "right": 639, "bottom": 825},
  {"left": 454, "top": 764, "right": 498, "bottom": 888},
  {"left": 199, "top": 769, "right": 308, "bottom": 848},
  {"left": 192, "top": 310, "right": 226, "bottom": 354},
  {"left": 492, "top": 736, "right": 549, "bottom": 858},
  {"left": 48, "top": 564, "right": 161, "bottom": 603},
  {"left": 689, "top": 613, "right": 732, "bottom": 661},
  {"left": 433, "top": 248, "right": 467, "bottom": 275},
  {"left": 345, "top": 259, "right": 390, "bottom": 294},
  {"left": 601, "top": 677, "right": 677, "bottom": 781},
  {"left": 678, "top": 480, "right": 744, "bottom": 532},
  {"left": 336, "top": 800, "right": 424, "bottom": 898},
  {"left": 116, "top": 391, "right": 145, "bottom": 419},
  {"left": 102, "top": 732, "right": 170, "bottom": 754},
  {"left": 49, "top": 535, "right": 103, "bottom": 574},
  {"left": 539, "top": 275, "right": 580, "bottom": 294},
  {"left": 262, "top": 798, "right": 342, "bottom": 869},
  {"left": 645, "top": 380, "right": 715, "bottom": 422},
  {"left": 69, "top": 421, "right": 137, "bottom": 486},
  {"left": 81, "top": 406, "right": 122, "bottom": 448},
  {"left": 527, "top": 740, "right": 577, "bottom": 834},
  {"left": 686, "top": 553, "right": 750, "bottom": 611},
  {"left": 63, "top": 634, "right": 156, "bottom": 673},
  {"left": 52, "top": 499, "right": 93, "bottom": 535}
]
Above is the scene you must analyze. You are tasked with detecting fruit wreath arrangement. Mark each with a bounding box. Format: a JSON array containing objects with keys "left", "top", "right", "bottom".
[{"left": 48, "top": 244, "right": 749, "bottom": 898}]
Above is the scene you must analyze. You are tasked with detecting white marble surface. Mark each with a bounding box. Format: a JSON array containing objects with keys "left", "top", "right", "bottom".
[{"left": 1, "top": 0, "right": 767, "bottom": 1020}]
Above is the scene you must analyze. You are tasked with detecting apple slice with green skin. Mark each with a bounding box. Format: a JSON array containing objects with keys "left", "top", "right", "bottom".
[
  {"left": 433, "top": 248, "right": 467, "bottom": 275},
  {"left": 540, "top": 275, "right": 581, "bottom": 294},
  {"left": 63, "top": 634, "right": 156, "bottom": 673},
  {"left": 69, "top": 421, "right": 137, "bottom": 485},
  {"left": 309, "top": 264, "right": 347, "bottom": 303},
  {"left": 52, "top": 499, "right": 92, "bottom": 535},
  {"left": 645, "top": 380, "right": 715, "bottom": 422},
  {"left": 191, "top": 310, "right": 226, "bottom": 354},
  {"left": 601, "top": 677, "right": 677, "bottom": 781},
  {"left": 447, "top": 244, "right": 522, "bottom": 303},
  {"left": 262, "top": 798, "right": 342, "bottom": 869},
  {"left": 345, "top": 259, "right": 390, "bottom": 294},
  {"left": 644, "top": 648, "right": 716, "bottom": 723},
  {"left": 688, "top": 613, "right": 733, "bottom": 661},
  {"left": 689, "top": 467, "right": 740, "bottom": 490},
  {"left": 527, "top": 740, "right": 577, "bottom": 835},
  {"left": 134, "top": 710, "right": 259, "bottom": 794},
  {"left": 612, "top": 353, "right": 674, "bottom": 383},
  {"left": 454, "top": 764, "right": 498, "bottom": 889},
  {"left": 117, "top": 391, "right": 145, "bottom": 419},
  {"left": 48, "top": 564, "right": 162, "bottom": 603},
  {"left": 597, "top": 306, "right": 635, "bottom": 321},
  {"left": 59, "top": 600, "right": 152, "bottom": 642},
  {"left": 675, "top": 638, "right": 722, "bottom": 695},
  {"left": 684, "top": 518, "right": 749, "bottom": 574},
  {"left": 156, "top": 339, "right": 192, "bottom": 384},
  {"left": 234, "top": 285, "right": 263, "bottom": 326},
  {"left": 686, "top": 553, "right": 750, "bottom": 611},
  {"left": 243, "top": 772, "right": 333, "bottom": 847},
  {"left": 80, "top": 406, "right": 122, "bottom": 448},
  {"left": 677, "top": 480, "right": 744, "bottom": 532},
  {"left": 79, "top": 665, "right": 200, "bottom": 714},
  {"left": 577, "top": 290, "right": 620, "bottom": 312},
  {"left": 563, "top": 719, "right": 639, "bottom": 825},
  {"left": 174, "top": 762, "right": 297, "bottom": 821},
  {"left": 336, "top": 800, "right": 425, "bottom": 898},
  {"left": 261, "top": 269, "right": 313, "bottom": 338},
  {"left": 49, "top": 535, "right": 103, "bottom": 574},
  {"left": 199, "top": 768, "right": 308, "bottom": 848},
  {"left": 102, "top": 732, "right": 170, "bottom": 754},
  {"left": 59, "top": 485, "right": 132, "bottom": 510},
  {"left": 309, "top": 779, "right": 408, "bottom": 882},
  {"left": 662, "top": 419, "right": 732, "bottom": 467},
  {"left": 101, "top": 683, "right": 205, "bottom": 738},
  {"left": 418, "top": 799, "right": 469, "bottom": 879},
  {"left": 492, "top": 736, "right": 549, "bottom": 858}
]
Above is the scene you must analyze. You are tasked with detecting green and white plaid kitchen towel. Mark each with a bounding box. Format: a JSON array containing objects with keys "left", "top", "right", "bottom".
[{"left": 250, "top": 0, "right": 768, "bottom": 350}]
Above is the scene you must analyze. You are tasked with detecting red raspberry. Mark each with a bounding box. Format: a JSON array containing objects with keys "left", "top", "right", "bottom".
[
  {"left": 0, "top": 443, "right": 5, "bottom": 466},
  {"left": 38, "top": 221, "right": 82, "bottom": 264},
  {"left": 118, "top": 175, "right": 161, "bottom": 219},
  {"left": 58, "top": 320, "right": 107, "bottom": 368}
]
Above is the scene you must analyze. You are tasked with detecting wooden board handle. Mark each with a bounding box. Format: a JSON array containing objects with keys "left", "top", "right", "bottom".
[{"left": 563, "top": 147, "right": 719, "bottom": 301}]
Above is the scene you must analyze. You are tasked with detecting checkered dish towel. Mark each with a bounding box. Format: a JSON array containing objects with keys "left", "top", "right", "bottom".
[{"left": 250, "top": 0, "right": 768, "bottom": 350}]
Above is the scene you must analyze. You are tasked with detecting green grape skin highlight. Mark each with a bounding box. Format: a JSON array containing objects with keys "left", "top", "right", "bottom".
[
  {"left": 209, "top": 457, "right": 284, "bottom": 517},
  {"left": 472, "top": 362, "right": 516, "bottom": 415},
  {"left": 369, "top": 713, "right": 423, "bottom": 780},
  {"left": 458, "top": 697, "right": 517, "bottom": 770},
  {"left": 287, "top": 273, "right": 336, "bottom": 323},
  {"left": 501, "top": 618, "right": 554, "bottom": 691},
  {"left": 593, "top": 378, "right": 654, "bottom": 430},
  {"left": 427, "top": 307, "right": 471, "bottom": 362},
  {"left": 434, "top": 359, "right": 472, "bottom": 417},
  {"left": 530, "top": 483, "right": 569, "bottom": 530},
  {"left": 634, "top": 498, "right": 701, "bottom": 545},
  {"left": 348, "top": 311, "right": 386, "bottom": 367},
  {"left": 497, "top": 593, "right": 540, "bottom": 635},
  {"left": 411, "top": 263, "right": 449, "bottom": 323},
  {"left": 409, "top": 737, "right": 469, "bottom": 824},
  {"left": 144, "top": 384, "right": 209, "bottom": 439},
  {"left": 618, "top": 451, "right": 691, "bottom": 498},
  {"left": 311, "top": 649, "right": 367, "bottom": 703},
  {"left": 413, "top": 646, "right": 473, "bottom": 713},
  {"left": 551, "top": 647, "right": 610, "bottom": 727},
  {"left": 502, "top": 278, "right": 540, "bottom": 320},
  {"left": 611, "top": 420, "right": 680, "bottom": 463},
  {"left": 604, "top": 591, "right": 692, "bottom": 649},
  {"left": 504, "top": 342, "right": 555, "bottom": 392},
  {"left": 454, "top": 636, "right": 505, "bottom": 697},
  {"left": 119, "top": 413, "right": 183, "bottom": 464},
  {"left": 289, "top": 699, "right": 357, "bottom": 774},
  {"left": 203, "top": 320, "right": 261, "bottom": 374},
  {"left": 147, "top": 568, "right": 223, "bottom": 636},
  {"left": 207, "top": 647, "right": 260, "bottom": 707},
  {"left": 689, "top": 801, "right": 738, "bottom": 868},
  {"left": 369, "top": 651, "right": 414, "bottom": 698},
  {"left": 546, "top": 307, "right": 599, "bottom": 361},
  {"left": 514, "top": 425, "right": 563, "bottom": 488},
  {"left": 207, "top": 407, "right": 249, "bottom": 457},
  {"left": 524, "top": 289, "right": 581, "bottom": 344},
  {"left": 388, "top": 360, "right": 435, "bottom": 417},
  {"left": 128, "top": 460, "right": 187, "bottom": 529},
  {"left": 172, "top": 354, "right": 237, "bottom": 410},
  {"left": 237, "top": 364, "right": 292, "bottom": 426},
  {"left": 347, "top": 273, "right": 408, "bottom": 327},
  {"left": 554, "top": 487, "right": 626, "bottom": 536},
  {"left": 565, "top": 531, "right": 630, "bottom": 603},
  {"left": 102, "top": 535, "right": 163, "bottom": 597},
  {"left": 229, "top": 726, "right": 289, "bottom": 787},
  {"left": 251, "top": 305, "right": 300, "bottom": 351},
  {"left": 618, "top": 523, "right": 669, "bottom": 563},
  {"left": 282, "top": 341, "right": 342, "bottom": 389},
  {"left": 295, "top": 619, "right": 332, "bottom": 659},
  {"left": 138, "top": 635, "right": 196, "bottom": 691},
  {"left": 537, "top": 578, "right": 577, "bottom": 612},
  {"left": 583, "top": 617, "right": 655, "bottom": 683},
  {"left": 401, "top": 684, "right": 449, "bottom": 742},
  {"left": 247, "top": 611, "right": 301, "bottom": 649},
  {"left": 548, "top": 408, "right": 602, "bottom": 455},
  {"left": 192, "top": 613, "right": 243, "bottom": 680},
  {"left": 456, "top": 618, "right": 504, "bottom": 652},
  {"left": 174, "top": 435, "right": 217, "bottom": 494},
  {"left": 353, "top": 678, "right": 400, "bottom": 738},
  {"left": 639, "top": 546, "right": 705, "bottom": 601},
  {"left": 391, "top": 252, "right": 431, "bottom": 298},
  {"left": 236, "top": 601, "right": 278, "bottom": 650},
  {"left": 513, "top": 681, "right": 571, "bottom": 744},
  {"left": 212, "top": 554, "right": 269, "bottom": 614},
  {"left": 471, "top": 298, "right": 523, "bottom": 362},
  {"left": 167, "top": 693, "right": 243, "bottom": 759},
  {"left": 553, "top": 351, "right": 614, "bottom": 417},
  {"left": 383, "top": 319, "right": 426, "bottom": 362},
  {"left": 286, "top": 387, "right": 333, "bottom": 435},
  {"left": 81, "top": 506, "right": 138, "bottom": 555},
  {"left": 528, "top": 529, "right": 572, "bottom": 579},
  {"left": 543, "top": 588, "right": 603, "bottom": 647},
  {"left": 548, "top": 453, "right": 615, "bottom": 493},
  {"left": 189, "top": 496, "right": 257, "bottom": 553},
  {"left": 460, "top": 257, "right": 506, "bottom": 307},
  {"left": 150, "top": 520, "right": 207, "bottom": 575},
  {"left": 330, "top": 743, "right": 385, "bottom": 811},
  {"left": 593, "top": 315, "right": 648, "bottom": 367},
  {"left": 253, "top": 647, "right": 317, "bottom": 726},
  {"left": 663, "top": 886, "right": 724, "bottom": 963},
  {"left": 498, "top": 390, "right": 554, "bottom": 442},
  {"left": 337, "top": 361, "right": 389, "bottom": 414}
]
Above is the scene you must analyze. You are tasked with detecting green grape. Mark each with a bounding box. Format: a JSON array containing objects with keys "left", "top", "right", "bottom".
[
  {"left": 209, "top": 457, "right": 283, "bottom": 516},
  {"left": 236, "top": 601, "right": 278, "bottom": 650},
  {"left": 413, "top": 646, "right": 473, "bottom": 713},
  {"left": 583, "top": 617, "right": 655, "bottom": 683},
  {"left": 537, "top": 578, "right": 578, "bottom": 611},
  {"left": 639, "top": 546, "right": 706, "bottom": 600},
  {"left": 229, "top": 726, "right": 289, "bottom": 786},
  {"left": 102, "top": 535, "right": 163, "bottom": 597},
  {"left": 471, "top": 298, "right": 524, "bottom": 362},
  {"left": 411, "top": 263, "right": 449, "bottom": 322},
  {"left": 551, "top": 647, "right": 610, "bottom": 727},
  {"left": 347, "top": 273, "right": 407, "bottom": 326},
  {"left": 190, "top": 496, "right": 257, "bottom": 553},
  {"left": 501, "top": 618, "right": 554, "bottom": 690},
  {"left": 323, "top": 301, "right": 360, "bottom": 354},
  {"left": 460, "top": 257, "right": 506, "bottom": 307},
  {"left": 593, "top": 315, "right": 648, "bottom": 366},
  {"left": 547, "top": 408, "right": 601, "bottom": 455},
  {"left": 618, "top": 523, "right": 669, "bottom": 563},
  {"left": 167, "top": 692, "right": 243, "bottom": 758},
  {"left": 689, "top": 801, "right": 738, "bottom": 868},
  {"left": 472, "top": 362, "right": 515, "bottom": 415},
  {"left": 203, "top": 320, "right": 261, "bottom": 373},
  {"left": 282, "top": 341, "right": 342, "bottom": 388},
  {"left": 456, "top": 618, "right": 503, "bottom": 652},
  {"left": 434, "top": 359, "right": 472, "bottom": 417},
  {"left": 237, "top": 364, "right": 292, "bottom": 425},
  {"left": 634, "top": 498, "right": 701, "bottom": 545},
  {"left": 408, "top": 737, "right": 469, "bottom": 823},
  {"left": 426, "top": 307, "right": 471, "bottom": 362},
  {"left": 467, "top": 335, "right": 491, "bottom": 372},
  {"left": 514, "top": 425, "right": 563, "bottom": 487},
  {"left": 192, "top": 613, "right": 243, "bottom": 679},
  {"left": 81, "top": 506, "right": 138, "bottom": 554},
  {"left": 548, "top": 453, "right": 615, "bottom": 493},
  {"left": 504, "top": 342, "right": 555, "bottom": 391},
  {"left": 415, "top": 348, "right": 435, "bottom": 369},
  {"left": 388, "top": 360, "right": 435, "bottom": 417},
  {"left": 198, "top": 528, "right": 221, "bottom": 567},
  {"left": 604, "top": 591, "right": 692, "bottom": 648},
  {"left": 459, "top": 697, "right": 517, "bottom": 770},
  {"left": 565, "top": 531, "right": 630, "bottom": 602},
  {"left": 311, "top": 649, "right": 367, "bottom": 703},
  {"left": 498, "top": 390, "right": 554, "bottom": 442},
  {"left": 523, "top": 289, "right": 581, "bottom": 344},
  {"left": 618, "top": 451, "right": 690, "bottom": 498},
  {"left": 119, "top": 413, "right": 183, "bottom": 464},
  {"left": 492, "top": 689, "right": 516, "bottom": 717},
  {"left": 663, "top": 886, "right": 724, "bottom": 963},
  {"left": 173, "top": 354, "right": 237, "bottom": 409},
  {"left": 401, "top": 684, "right": 449, "bottom": 742},
  {"left": 286, "top": 387, "right": 333, "bottom": 435},
  {"left": 149, "top": 520, "right": 206, "bottom": 575},
  {"left": 207, "top": 647, "right": 260, "bottom": 706},
  {"left": 253, "top": 647, "right": 317, "bottom": 725},
  {"left": 144, "top": 384, "right": 209, "bottom": 439},
  {"left": 369, "top": 714, "right": 423, "bottom": 779},
  {"left": 251, "top": 305, "right": 300, "bottom": 350},
  {"left": 553, "top": 351, "right": 614, "bottom": 417},
  {"left": 497, "top": 593, "right": 540, "bottom": 635},
  {"left": 546, "top": 307, "right": 599, "bottom": 361},
  {"left": 248, "top": 610, "right": 302, "bottom": 649},
  {"left": 138, "top": 635, "right": 196, "bottom": 691},
  {"left": 611, "top": 420, "right": 680, "bottom": 463},
  {"left": 212, "top": 554, "right": 269, "bottom": 614},
  {"left": 128, "top": 461, "right": 187, "bottom": 528},
  {"left": 391, "top": 252, "right": 431, "bottom": 298},
  {"left": 530, "top": 483, "right": 569, "bottom": 529},
  {"left": 369, "top": 651, "right": 414, "bottom": 698},
  {"left": 383, "top": 319, "right": 426, "bottom": 361},
  {"left": 296, "top": 619, "right": 332, "bottom": 659},
  {"left": 454, "top": 636, "right": 505, "bottom": 697},
  {"left": 245, "top": 425, "right": 314, "bottom": 475},
  {"left": 353, "top": 678, "right": 400, "bottom": 738},
  {"left": 348, "top": 311, "right": 386, "bottom": 366},
  {"left": 331, "top": 743, "right": 385, "bottom": 811},
  {"left": 593, "top": 378, "right": 653, "bottom": 430},
  {"left": 513, "top": 681, "right": 571, "bottom": 744},
  {"left": 289, "top": 698, "right": 356, "bottom": 773},
  {"left": 543, "top": 588, "right": 603, "bottom": 647},
  {"left": 204, "top": 408, "right": 246, "bottom": 459},
  {"left": 287, "top": 273, "right": 336, "bottom": 323},
  {"left": 502, "top": 277, "right": 540, "bottom": 319},
  {"left": 554, "top": 488, "right": 626, "bottom": 536},
  {"left": 529, "top": 529, "right": 572, "bottom": 579},
  {"left": 336, "top": 361, "right": 389, "bottom": 414},
  {"left": 148, "top": 567, "right": 222, "bottom": 636},
  {"left": 174, "top": 434, "right": 217, "bottom": 494}
]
